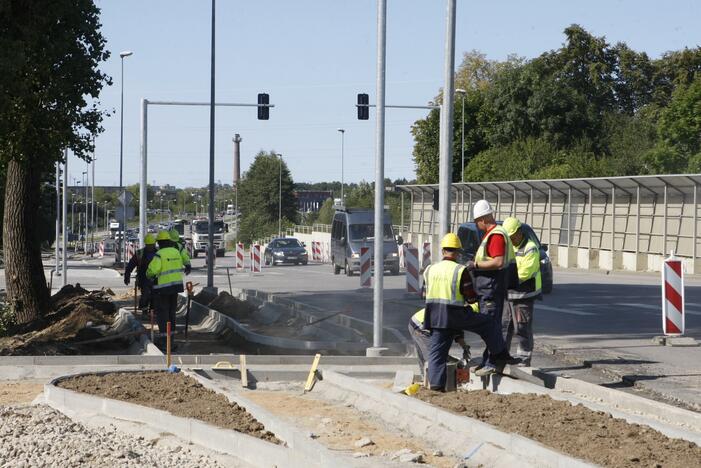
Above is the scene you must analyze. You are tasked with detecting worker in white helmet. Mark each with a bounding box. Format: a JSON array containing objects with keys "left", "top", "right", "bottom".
[{"left": 470, "top": 200, "right": 520, "bottom": 376}]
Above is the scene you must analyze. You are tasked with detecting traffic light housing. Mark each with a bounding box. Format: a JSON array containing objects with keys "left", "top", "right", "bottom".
[
  {"left": 357, "top": 93, "right": 369, "bottom": 120},
  {"left": 257, "top": 93, "right": 269, "bottom": 120},
  {"left": 433, "top": 189, "right": 439, "bottom": 211}
]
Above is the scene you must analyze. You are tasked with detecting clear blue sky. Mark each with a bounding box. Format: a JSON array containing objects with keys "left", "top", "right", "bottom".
[{"left": 72, "top": 0, "right": 700, "bottom": 188}]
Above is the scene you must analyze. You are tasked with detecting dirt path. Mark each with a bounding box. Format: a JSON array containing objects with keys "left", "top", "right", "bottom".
[
  {"left": 57, "top": 371, "right": 280, "bottom": 444},
  {"left": 245, "top": 388, "right": 457, "bottom": 467},
  {"left": 0, "top": 380, "right": 43, "bottom": 404},
  {"left": 417, "top": 389, "right": 701, "bottom": 468}
]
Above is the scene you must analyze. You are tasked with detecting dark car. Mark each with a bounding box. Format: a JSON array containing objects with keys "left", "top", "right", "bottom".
[
  {"left": 264, "top": 237, "right": 309, "bottom": 266},
  {"left": 456, "top": 222, "right": 553, "bottom": 294}
]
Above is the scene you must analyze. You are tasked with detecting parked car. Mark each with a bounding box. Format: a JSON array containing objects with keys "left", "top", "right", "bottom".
[
  {"left": 331, "top": 207, "right": 400, "bottom": 276},
  {"left": 264, "top": 237, "right": 308, "bottom": 266},
  {"left": 456, "top": 221, "right": 553, "bottom": 294}
]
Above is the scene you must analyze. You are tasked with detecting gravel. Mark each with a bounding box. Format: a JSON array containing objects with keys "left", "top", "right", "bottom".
[{"left": 0, "top": 405, "right": 225, "bottom": 467}]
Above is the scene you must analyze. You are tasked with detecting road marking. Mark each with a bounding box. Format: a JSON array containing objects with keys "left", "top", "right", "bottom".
[
  {"left": 538, "top": 305, "right": 595, "bottom": 316},
  {"left": 616, "top": 302, "right": 701, "bottom": 316}
]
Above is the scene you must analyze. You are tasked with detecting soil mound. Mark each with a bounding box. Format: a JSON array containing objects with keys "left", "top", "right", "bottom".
[
  {"left": 208, "top": 292, "right": 257, "bottom": 319},
  {"left": 58, "top": 371, "right": 281, "bottom": 444},
  {"left": 193, "top": 289, "right": 218, "bottom": 305},
  {"left": 417, "top": 389, "right": 701, "bottom": 468}
]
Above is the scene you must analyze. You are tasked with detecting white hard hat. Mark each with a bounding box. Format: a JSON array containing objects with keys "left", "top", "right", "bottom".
[{"left": 473, "top": 199, "right": 493, "bottom": 220}]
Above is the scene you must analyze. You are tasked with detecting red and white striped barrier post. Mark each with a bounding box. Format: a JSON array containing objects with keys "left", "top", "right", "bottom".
[
  {"left": 98, "top": 241, "right": 105, "bottom": 258},
  {"left": 250, "top": 244, "right": 261, "bottom": 273},
  {"left": 662, "top": 253, "right": 685, "bottom": 335},
  {"left": 312, "top": 241, "right": 321, "bottom": 262},
  {"left": 236, "top": 242, "right": 245, "bottom": 271},
  {"left": 405, "top": 246, "right": 420, "bottom": 294},
  {"left": 422, "top": 242, "right": 431, "bottom": 270},
  {"left": 360, "top": 247, "right": 372, "bottom": 288}
]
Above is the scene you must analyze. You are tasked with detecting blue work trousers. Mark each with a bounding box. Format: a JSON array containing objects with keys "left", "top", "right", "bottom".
[{"left": 428, "top": 312, "right": 505, "bottom": 390}]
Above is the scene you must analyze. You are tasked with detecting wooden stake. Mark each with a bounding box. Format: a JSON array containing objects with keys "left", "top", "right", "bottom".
[
  {"left": 166, "top": 321, "right": 171, "bottom": 368},
  {"left": 239, "top": 354, "right": 248, "bottom": 388},
  {"left": 303, "top": 353, "right": 322, "bottom": 393}
]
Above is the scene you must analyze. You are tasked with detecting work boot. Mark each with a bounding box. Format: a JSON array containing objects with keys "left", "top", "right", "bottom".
[
  {"left": 474, "top": 365, "right": 496, "bottom": 377},
  {"left": 493, "top": 351, "right": 522, "bottom": 366}
]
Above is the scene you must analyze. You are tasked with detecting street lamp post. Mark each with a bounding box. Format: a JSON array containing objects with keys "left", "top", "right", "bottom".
[
  {"left": 276, "top": 153, "right": 283, "bottom": 237},
  {"left": 119, "top": 50, "right": 133, "bottom": 264},
  {"left": 82, "top": 170, "right": 88, "bottom": 252},
  {"left": 455, "top": 88, "right": 466, "bottom": 182},
  {"left": 337, "top": 128, "right": 345, "bottom": 202}
]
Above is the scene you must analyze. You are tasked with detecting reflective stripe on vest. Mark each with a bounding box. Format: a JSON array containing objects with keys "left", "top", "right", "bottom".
[
  {"left": 475, "top": 225, "right": 516, "bottom": 267},
  {"left": 424, "top": 260, "right": 466, "bottom": 307},
  {"left": 508, "top": 239, "right": 542, "bottom": 300},
  {"left": 411, "top": 308, "right": 425, "bottom": 329}
]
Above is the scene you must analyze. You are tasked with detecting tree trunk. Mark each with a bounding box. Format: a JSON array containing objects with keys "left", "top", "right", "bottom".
[{"left": 3, "top": 160, "right": 49, "bottom": 324}]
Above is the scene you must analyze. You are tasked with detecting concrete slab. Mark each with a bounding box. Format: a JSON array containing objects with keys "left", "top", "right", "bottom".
[{"left": 665, "top": 336, "right": 699, "bottom": 347}]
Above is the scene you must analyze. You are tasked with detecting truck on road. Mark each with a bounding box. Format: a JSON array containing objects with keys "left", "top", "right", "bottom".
[{"left": 190, "top": 218, "right": 226, "bottom": 258}]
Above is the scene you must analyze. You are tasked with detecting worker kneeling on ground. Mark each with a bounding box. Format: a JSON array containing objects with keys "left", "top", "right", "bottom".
[
  {"left": 502, "top": 217, "right": 541, "bottom": 368},
  {"left": 146, "top": 230, "right": 192, "bottom": 349},
  {"left": 123, "top": 233, "right": 158, "bottom": 318},
  {"left": 423, "top": 233, "right": 519, "bottom": 391},
  {"left": 409, "top": 306, "right": 473, "bottom": 380}
]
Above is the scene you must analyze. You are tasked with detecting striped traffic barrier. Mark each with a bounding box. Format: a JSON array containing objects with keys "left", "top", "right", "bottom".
[
  {"left": 322, "top": 241, "right": 330, "bottom": 264},
  {"left": 360, "top": 247, "right": 372, "bottom": 288},
  {"left": 405, "top": 246, "right": 420, "bottom": 294},
  {"left": 98, "top": 241, "right": 104, "bottom": 258},
  {"left": 312, "top": 241, "right": 321, "bottom": 262},
  {"left": 236, "top": 242, "right": 245, "bottom": 271},
  {"left": 662, "top": 253, "right": 685, "bottom": 335},
  {"left": 250, "top": 244, "right": 261, "bottom": 273},
  {"left": 422, "top": 242, "right": 431, "bottom": 271}
]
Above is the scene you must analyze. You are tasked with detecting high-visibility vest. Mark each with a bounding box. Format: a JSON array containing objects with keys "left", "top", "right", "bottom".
[
  {"left": 147, "top": 247, "right": 184, "bottom": 290},
  {"left": 411, "top": 302, "right": 479, "bottom": 330},
  {"left": 475, "top": 225, "right": 516, "bottom": 267},
  {"left": 508, "top": 238, "right": 542, "bottom": 300},
  {"left": 423, "top": 260, "right": 467, "bottom": 308}
]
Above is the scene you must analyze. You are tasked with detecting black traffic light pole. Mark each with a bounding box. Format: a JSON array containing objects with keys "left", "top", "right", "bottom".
[{"left": 355, "top": 93, "right": 439, "bottom": 120}]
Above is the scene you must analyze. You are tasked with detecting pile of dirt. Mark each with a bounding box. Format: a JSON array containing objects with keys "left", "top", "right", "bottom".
[
  {"left": 193, "top": 289, "right": 218, "bottom": 306},
  {"left": 0, "top": 284, "right": 120, "bottom": 356},
  {"left": 58, "top": 371, "right": 281, "bottom": 444},
  {"left": 208, "top": 292, "right": 257, "bottom": 320},
  {"left": 416, "top": 389, "right": 701, "bottom": 468}
]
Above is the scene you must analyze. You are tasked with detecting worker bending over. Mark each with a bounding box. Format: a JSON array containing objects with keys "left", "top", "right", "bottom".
[
  {"left": 423, "top": 233, "right": 519, "bottom": 390},
  {"left": 502, "top": 217, "right": 541, "bottom": 367},
  {"left": 471, "top": 200, "right": 519, "bottom": 376},
  {"left": 123, "top": 233, "right": 157, "bottom": 317},
  {"left": 146, "top": 230, "right": 191, "bottom": 349}
]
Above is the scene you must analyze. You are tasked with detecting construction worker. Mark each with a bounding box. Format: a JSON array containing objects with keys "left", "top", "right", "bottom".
[
  {"left": 471, "top": 199, "right": 519, "bottom": 377},
  {"left": 423, "top": 233, "right": 517, "bottom": 390},
  {"left": 123, "top": 233, "right": 157, "bottom": 316},
  {"left": 409, "top": 306, "right": 473, "bottom": 380},
  {"left": 169, "top": 229, "right": 190, "bottom": 268},
  {"left": 502, "top": 217, "right": 542, "bottom": 367},
  {"left": 146, "top": 230, "right": 191, "bottom": 349}
]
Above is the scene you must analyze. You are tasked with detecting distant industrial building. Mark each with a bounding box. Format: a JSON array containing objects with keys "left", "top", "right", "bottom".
[{"left": 295, "top": 191, "right": 333, "bottom": 212}]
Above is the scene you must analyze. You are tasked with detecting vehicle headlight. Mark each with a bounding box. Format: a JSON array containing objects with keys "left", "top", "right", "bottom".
[
  {"left": 300, "top": 251, "right": 308, "bottom": 256},
  {"left": 351, "top": 253, "right": 360, "bottom": 258},
  {"left": 389, "top": 252, "right": 398, "bottom": 258},
  {"left": 274, "top": 251, "right": 284, "bottom": 257}
]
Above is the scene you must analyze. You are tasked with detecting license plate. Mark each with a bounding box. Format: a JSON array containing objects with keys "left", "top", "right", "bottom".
[{"left": 287, "top": 256, "right": 297, "bottom": 260}]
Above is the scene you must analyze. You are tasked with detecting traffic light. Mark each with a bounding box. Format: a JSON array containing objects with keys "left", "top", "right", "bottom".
[
  {"left": 257, "top": 93, "right": 269, "bottom": 120},
  {"left": 432, "top": 189, "right": 439, "bottom": 211},
  {"left": 357, "top": 93, "right": 369, "bottom": 120}
]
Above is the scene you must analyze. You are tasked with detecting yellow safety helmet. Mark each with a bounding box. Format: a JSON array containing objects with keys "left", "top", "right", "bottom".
[
  {"left": 156, "top": 230, "right": 170, "bottom": 241},
  {"left": 503, "top": 217, "right": 522, "bottom": 237},
  {"left": 440, "top": 233, "right": 462, "bottom": 250},
  {"left": 144, "top": 233, "right": 156, "bottom": 245},
  {"left": 169, "top": 229, "right": 180, "bottom": 242}
]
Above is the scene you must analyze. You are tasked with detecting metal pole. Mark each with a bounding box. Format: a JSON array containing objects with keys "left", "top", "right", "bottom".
[
  {"left": 663, "top": 183, "right": 668, "bottom": 255},
  {"left": 84, "top": 168, "right": 88, "bottom": 253},
  {"left": 340, "top": 129, "right": 345, "bottom": 202},
  {"left": 206, "top": 0, "right": 216, "bottom": 289},
  {"left": 461, "top": 93, "right": 465, "bottom": 182},
  {"left": 567, "top": 187, "right": 571, "bottom": 246},
  {"left": 611, "top": 186, "right": 616, "bottom": 252},
  {"left": 119, "top": 56, "right": 126, "bottom": 266},
  {"left": 139, "top": 99, "right": 148, "bottom": 247},
  {"left": 694, "top": 184, "right": 698, "bottom": 263},
  {"left": 55, "top": 163, "right": 60, "bottom": 277},
  {"left": 62, "top": 152, "right": 68, "bottom": 285},
  {"left": 588, "top": 186, "right": 592, "bottom": 250},
  {"left": 91, "top": 150, "right": 95, "bottom": 250},
  {"left": 278, "top": 155, "right": 282, "bottom": 237},
  {"left": 372, "top": 0, "right": 387, "bottom": 351},
  {"left": 438, "top": 0, "right": 457, "bottom": 238},
  {"left": 548, "top": 187, "right": 552, "bottom": 246},
  {"left": 636, "top": 184, "right": 640, "bottom": 256},
  {"left": 400, "top": 192, "right": 404, "bottom": 230}
]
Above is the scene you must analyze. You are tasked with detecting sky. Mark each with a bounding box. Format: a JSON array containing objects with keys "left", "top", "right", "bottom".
[{"left": 70, "top": 0, "right": 701, "bottom": 188}]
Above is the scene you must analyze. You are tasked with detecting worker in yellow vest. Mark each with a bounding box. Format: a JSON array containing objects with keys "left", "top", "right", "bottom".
[
  {"left": 422, "top": 233, "right": 519, "bottom": 390},
  {"left": 502, "top": 217, "right": 542, "bottom": 367}
]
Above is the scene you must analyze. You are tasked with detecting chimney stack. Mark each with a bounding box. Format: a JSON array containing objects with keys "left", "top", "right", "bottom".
[{"left": 232, "top": 134, "right": 242, "bottom": 187}]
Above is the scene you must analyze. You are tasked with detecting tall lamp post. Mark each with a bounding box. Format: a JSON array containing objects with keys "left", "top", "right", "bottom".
[
  {"left": 119, "top": 50, "right": 133, "bottom": 264},
  {"left": 82, "top": 170, "right": 88, "bottom": 252},
  {"left": 455, "top": 88, "right": 466, "bottom": 182},
  {"left": 337, "top": 128, "right": 345, "bottom": 202},
  {"left": 276, "top": 153, "right": 283, "bottom": 237}
]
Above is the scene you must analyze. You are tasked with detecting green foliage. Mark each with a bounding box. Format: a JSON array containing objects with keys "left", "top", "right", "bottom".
[
  {"left": 316, "top": 198, "right": 335, "bottom": 225},
  {"left": 658, "top": 76, "right": 701, "bottom": 156},
  {"left": 237, "top": 151, "right": 297, "bottom": 243},
  {"left": 0, "top": 303, "right": 16, "bottom": 337}
]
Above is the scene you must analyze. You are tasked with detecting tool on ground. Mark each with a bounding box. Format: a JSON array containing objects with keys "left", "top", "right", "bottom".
[
  {"left": 303, "top": 353, "right": 322, "bottom": 393},
  {"left": 226, "top": 267, "right": 233, "bottom": 295},
  {"left": 305, "top": 306, "right": 352, "bottom": 327},
  {"left": 185, "top": 281, "right": 194, "bottom": 340},
  {"left": 239, "top": 354, "right": 248, "bottom": 388},
  {"left": 166, "top": 321, "right": 172, "bottom": 368}
]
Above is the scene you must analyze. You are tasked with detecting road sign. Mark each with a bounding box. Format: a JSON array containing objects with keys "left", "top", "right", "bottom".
[{"left": 118, "top": 190, "right": 133, "bottom": 206}]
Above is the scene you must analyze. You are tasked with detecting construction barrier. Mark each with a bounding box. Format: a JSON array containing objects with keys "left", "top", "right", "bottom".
[
  {"left": 250, "top": 244, "right": 262, "bottom": 273},
  {"left": 127, "top": 242, "right": 136, "bottom": 260},
  {"left": 185, "top": 239, "right": 194, "bottom": 258},
  {"left": 236, "top": 242, "right": 245, "bottom": 271},
  {"left": 422, "top": 242, "right": 431, "bottom": 271},
  {"left": 662, "top": 253, "right": 685, "bottom": 335},
  {"left": 405, "top": 245, "right": 420, "bottom": 294},
  {"left": 98, "top": 241, "right": 104, "bottom": 258},
  {"left": 322, "top": 241, "right": 330, "bottom": 264},
  {"left": 360, "top": 247, "right": 372, "bottom": 288},
  {"left": 312, "top": 241, "right": 321, "bottom": 262}
]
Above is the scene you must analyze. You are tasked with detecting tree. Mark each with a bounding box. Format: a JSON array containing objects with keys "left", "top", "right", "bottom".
[
  {"left": 0, "top": 1, "right": 110, "bottom": 324},
  {"left": 237, "top": 151, "right": 297, "bottom": 243},
  {"left": 316, "top": 198, "right": 335, "bottom": 225}
]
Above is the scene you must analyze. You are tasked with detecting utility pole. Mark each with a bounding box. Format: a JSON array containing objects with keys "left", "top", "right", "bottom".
[
  {"left": 369, "top": 0, "right": 387, "bottom": 355},
  {"left": 55, "top": 163, "right": 61, "bottom": 278},
  {"left": 438, "top": 0, "right": 457, "bottom": 237},
  {"left": 456, "top": 88, "right": 466, "bottom": 183},
  {"left": 83, "top": 170, "right": 88, "bottom": 253},
  {"left": 206, "top": 0, "right": 216, "bottom": 290},
  {"left": 337, "top": 128, "right": 345, "bottom": 202},
  {"left": 91, "top": 146, "right": 95, "bottom": 252},
  {"left": 119, "top": 50, "right": 133, "bottom": 264},
  {"left": 62, "top": 151, "right": 68, "bottom": 285},
  {"left": 277, "top": 154, "right": 283, "bottom": 237}
]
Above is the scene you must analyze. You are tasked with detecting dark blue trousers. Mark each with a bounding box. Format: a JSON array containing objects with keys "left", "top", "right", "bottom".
[{"left": 428, "top": 311, "right": 505, "bottom": 390}]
